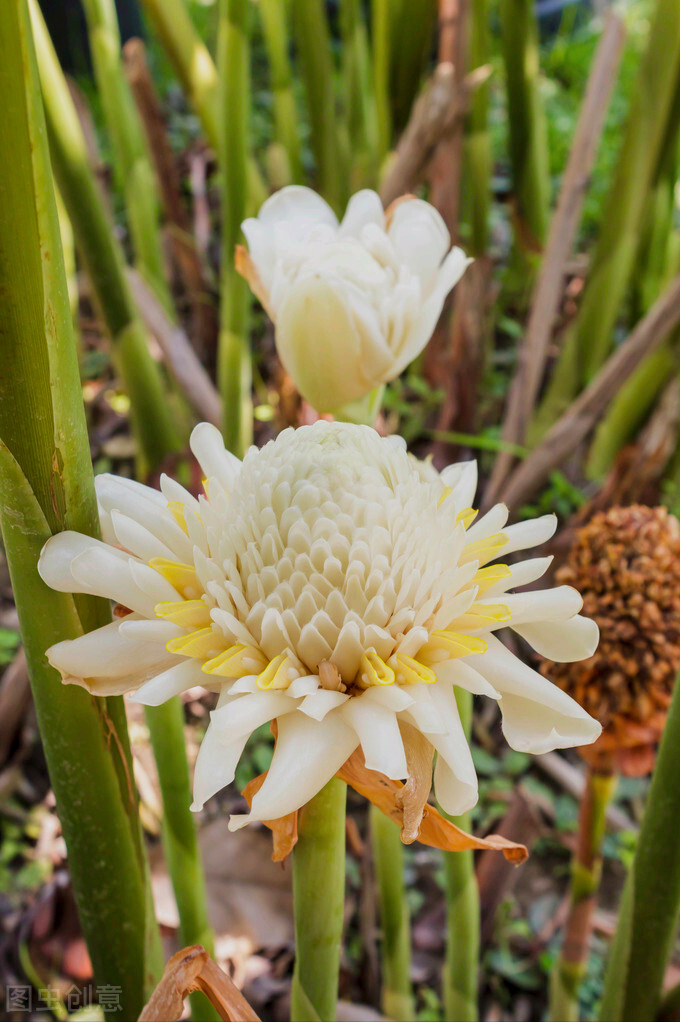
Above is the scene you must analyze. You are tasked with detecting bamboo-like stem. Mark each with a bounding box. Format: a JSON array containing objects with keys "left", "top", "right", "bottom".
[
  {"left": 259, "top": 0, "right": 303, "bottom": 183},
  {"left": 388, "top": 0, "right": 439, "bottom": 138},
  {"left": 340, "top": 0, "right": 379, "bottom": 187},
  {"left": 599, "top": 667, "right": 680, "bottom": 1021},
  {"left": 499, "top": 0, "right": 550, "bottom": 250},
  {"left": 55, "top": 185, "right": 79, "bottom": 339},
  {"left": 29, "top": 0, "right": 181, "bottom": 472},
  {"left": 550, "top": 769, "right": 616, "bottom": 1022},
  {"left": 292, "top": 0, "right": 344, "bottom": 210},
  {"left": 443, "top": 689, "right": 480, "bottom": 1022},
  {"left": 372, "top": 0, "right": 391, "bottom": 165},
  {"left": 0, "top": 3, "right": 163, "bottom": 1013},
  {"left": 145, "top": 701, "right": 219, "bottom": 1022},
  {"left": 291, "top": 778, "right": 347, "bottom": 1022},
  {"left": 81, "top": 0, "right": 172, "bottom": 312},
  {"left": 137, "top": 0, "right": 266, "bottom": 212},
  {"left": 371, "top": 806, "right": 414, "bottom": 1021},
  {"left": 465, "top": 0, "right": 490, "bottom": 256},
  {"left": 217, "top": 0, "right": 252, "bottom": 456}
]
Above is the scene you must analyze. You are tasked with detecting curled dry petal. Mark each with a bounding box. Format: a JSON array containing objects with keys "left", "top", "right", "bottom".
[
  {"left": 396, "top": 722, "right": 434, "bottom": 843},
  {"left": 138, "top": 944, "right": 260, "bottom": 1022}
]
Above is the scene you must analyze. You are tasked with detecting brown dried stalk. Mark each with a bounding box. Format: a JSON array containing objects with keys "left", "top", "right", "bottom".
[
  {"left": 484, "top": 12, "right": 626, "bottom": 507},
  {"left": 500, "top": 272, "right": 680, "bottom": 512},
  {"left": 139, "top": 944, "right": 260, "bottom": 1021}
]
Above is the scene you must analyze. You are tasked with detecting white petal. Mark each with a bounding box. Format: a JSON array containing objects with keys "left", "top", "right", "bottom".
[
  {"left": 498, "top": 515, "right": 557, "bottom": 557},
  {"left": 229, "top": 710, "right": 357, "bottom": 828},
  {"left": 255, "top": 185, "right": 338, "bottom": 231},
  {"left": 46, "top": 618, "right": 169, "bottom": 678},
  {"left": 440, "top": 461, "right": 478, "bottom": 509},
  {"left": 401, "top": 685, "right": 447, "bottom": 734},
  {"left": 287, "top": 675, "right": 320, "bottom": 698},
  {"left": 191, "top": 721, "right": 250, "bottom": 810},
  {"left": 39, "top": 531, "right": 127, "bottom": 590},
  {"left": 300, "top": 690, "right": 350, "bottom": 720},
  {"left": 111, "top": 510, "right": 176, "bottom": 562},
  {"left": 484, "top": 556, "right": 553, "bottom": 596},
  {"left": 476, "top": 636, "right": 601, "bottom": 752},
  {"left": 363, "top": 686, "right": 416, "bottom": 712},
  {"left": 96, "top": 474, "right": 193, "bottom": 561},
  {"left": 338, "top": 190, "right": 385, "bottom": 238},
  {"left": 516, "top": 615, "right": 599, "bottom": 662},
  {"left": 190, "top": 423, "right": 242, "bottom": 490},
  {"left": 210, "top": 691, "right": 296, "bottom": 743},
  {"left": 434, "top": 658, "right": 500, "bottom": 699},
  {"left": 465, "top": 504, "right": 509, "bottom": 543},
  {"left": 133, "top": 659, "right": 209, "bottom": 705},
  {"left": 342, "top": 695, "right": 408, "bottom": 778},
  {"left": 387, "top": 198, "right": 451, "bottom": 283},
  {"left": 427, "top": 684, "right": 478, "bottom": 815},
  {"left": 498, "top": 586, "right": 582, "bottom": 627}
]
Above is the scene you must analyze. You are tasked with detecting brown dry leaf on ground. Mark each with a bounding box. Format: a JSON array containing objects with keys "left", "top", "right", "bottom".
[{"left": 139, "top": 944, "right": 261, "bottom": 1021}]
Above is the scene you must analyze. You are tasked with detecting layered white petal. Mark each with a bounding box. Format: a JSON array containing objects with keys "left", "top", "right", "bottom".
[
  {"left": 515, "top": 615, "right": 599, "bottom": 662},
  {"left": 427, "top": 683, "right": 478, "bottom": 815},
  {"left": 342, "top": 695, "right": 408, "bottom": 778}
]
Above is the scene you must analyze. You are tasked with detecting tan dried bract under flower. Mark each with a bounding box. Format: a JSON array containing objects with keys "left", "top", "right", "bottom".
[{"left": 543, "top": 505, "right": 680, "bottom": 775}]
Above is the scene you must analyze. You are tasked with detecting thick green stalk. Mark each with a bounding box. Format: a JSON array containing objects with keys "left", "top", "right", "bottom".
[
  {"left": 388, "top": 0, "right": 438, "bottom": 138},
  {"left": 259, "top": 0, "right": 303, "bottom": 183},
  {"left": 137, "top": 0, "right": 266, "bottom": 211},
  {"left": 443, "top": 689, "right": 480, "bottom": 1022},
  {"left": 586, "top": 341, "right": 678, "bottom": 479},
  {"left": 29, "top": 0, "right": 181, "bottom": 472},
  {"left": 81, "top": 0, "right": 172, "bottom": 311},
  {"left": 550, "top": 770, "right": 616, "bottom": 1022},
  {"left": 0, "top": 3, "right": 162, "bottom": 1013},
  {"left": 217, "top": 0, "right": 252, "bottom": 456},
  {"left": 292, "top": 0, "right": 344, "bottom": 210},
  {"left": 499, "top": 0, "right": 550, "bottom": 250},
  {"left": 340, "top": 0, "right": 379, "bottom": 187},
  {"left": 371, "top": 806, "right": 414, "bottom": 1021},
  {"left": 465, "top": 0, "right": 491, "bottom": 255},
  {"left": 599, "top": 667, "right": 680, "bottom": 1022},
  {"left": 371, "top": 0, "right": 391, "bottom": 165},
  {"left": 291, "top": 778, "right": 347, "bottom": 1022}
]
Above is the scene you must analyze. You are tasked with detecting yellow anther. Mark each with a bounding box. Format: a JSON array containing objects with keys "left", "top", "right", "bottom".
[
  {"left": 419, "top": 630, "right": 488, "bottom": 665},
  {"left": 471, "top": 563, "right": 512, "bottom": 595},
  {"left": 203, "top": 644, "right": 267, "bottom": 677},
  {"left": 438, "top": 486, "right": 452, "bottom": 508},
  {"left": 357, "top": 651, "right": 395, "bottom": 689},
  {"left": 202, "top": 477, "right": 210, "bottom": 498},
  {"left": 149, "top": 558, "right": 202, "bottom": 599},
  {"left": 166, "top": 627, "right": 225, "bottom": 658},
  {"left": 460, "top": 532, "right": 508, "bottom": 566},
  {"left": 167, "top": 501, "right": 189, "bottom": 534},
  {"left": 451, "top": 603, "right": 511, "bottom": 631},
  {"left": 392, "top": 653, "right": 436, "bottom": 686},
  {"left": 257, "top": 653, "right": 296, "bottom": 691},
  {"left": 155, "top": 599, "right": 212, "bottom": 628},
  {"left": 456, "top": 507, "right": 478, "bottom": 529}
]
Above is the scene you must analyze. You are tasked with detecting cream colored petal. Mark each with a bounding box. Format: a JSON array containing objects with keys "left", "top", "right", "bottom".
[
  {"left": 110, "top": 510, "right": 176, "bottom": 562},
  {"left": 190, "top": 423, "right": 242, "bottom": 489},
  {"left": 440, "top": 461, "right": 478, "bottom": 510},
  {"left": 299, "top": 690, "right": 349, "bottom": 720},
  {"left": 434, "top": 658, "right": 500, "bottom": 699},
  {"left": 483, "top": 556, "right": 553, "bottom": 597},
  {"left": 400, "top": 685, "right": 447, "bottom": 735},
  {"left": 191, "top": 722, "right": 251, "bottom": 811},
  {"left": 496, "top": 586, "right": 583, "bottom": 626},
  {"left": 515, "top": 615, "right": 599, "bottom": 662},
  {"left": 229, "top": 710, "right": 358, "bottom": 828},
  {"left": 341, "top": 695, "right": 408, "bottom": 778},
  {"left": 132, "top": 659, "right": 209, "bottom": 706},
  {"left": 498, "top": 515, "right": 557, "bottom": 557},
  {"left": 338, "top": 190, "right": 385, "bottom": 238},
  {"left": 210, "top": 691, "right": 296, "bottom": 742},
  {"left": 387, "top": 198, "right": 451, "bottom": 283}
]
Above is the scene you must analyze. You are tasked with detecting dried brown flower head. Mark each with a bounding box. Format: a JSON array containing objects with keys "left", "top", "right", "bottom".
[{"left": 543, "top": 505, "right": 680, "bottom": 775}]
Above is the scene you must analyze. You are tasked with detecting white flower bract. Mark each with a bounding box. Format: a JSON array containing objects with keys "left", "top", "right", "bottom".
[
  {"left": 237, "top": 186, "right": 471, "bottom": 413},
  {"left": 39, "top": 422, "right": 600, "bottom": 829}
]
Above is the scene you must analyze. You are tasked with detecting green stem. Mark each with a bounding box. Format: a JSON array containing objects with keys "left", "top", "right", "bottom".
[
  {"left": 500, "top": 0, "right": 550, "bottom": 251},
  {"left": 29, "top": 0, "right": 181, "bottom": 473},
  {"left": 145, "top": 701, "right": 218, "bottom": 1021},
  {"left": 291, "top": 778, "right": 347, "bottom": 1022},
  {"left": 387, "top": 0, "right": 438, "bottom": 139},
  {"left": 442, "top": 689, "right": 480, "bottom": 1022},
  {"left": 292, "top": 0, "right": 344, "bottom": 211},
  {"left": 0, "top": 3, "right": 162, "bottom": 1013},
  {"left": 339, "top": 0, "right": 379, "bottom": 188},
  {"left": 259, "top": 0, "right": 303, "bottom": 183},
  {"left": 217, "top": 0, "right": 252, "bottom": 456},
  {"left": 465, "top": 0, "right": 491, "bottom": 256},
  {"left": 550, "top": 769, "right": 616, "bottom": 1022},
  {"left": 371, "top": 805, "right": 414, "bottom": 1021},
  {"left": 371, "top": 0, "right": 391, "bottom": 166},
  {"left": 137, "top": 0, "right": 266, "bottom": 212},
  {"left": 599, "top": 667, "right": 680, "bottom": 1022},
  {"left": 81, "top": 0, "right": 173, "bottom": 312}
]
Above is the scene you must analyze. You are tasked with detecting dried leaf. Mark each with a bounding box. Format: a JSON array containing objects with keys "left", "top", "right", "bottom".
[
  {"left": 242, "top": 771, "right": 298, "bottom": 862},
  {"left": 138, "top": 944, "right": 260, "bottom": 1021},
  {"left": 337, "top": 748, "right": 528, "bottom": 863},
  {"left": 396, "top": 722, "right": 434, "bottom": 843}
]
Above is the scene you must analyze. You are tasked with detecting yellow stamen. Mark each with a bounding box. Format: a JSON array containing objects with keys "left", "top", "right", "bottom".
[
  {"left": 451, "top": 603, "right": 511, "bottom": 630},
  {"left": 456, "top": 507, "right": 478, "bottom": 529},
  {"left": 391, "top": 653, "right": 436, "bottom": 686},
  {"left": 357, "top": 651, "right": 395, "bottom": 688},
  {"left": 419, "top": 630, "right": 488, "bottom": 665},
  {"left": 471, "top": 563, "right": 512, "bottom": 595},
  {"left": 257, "top": 653, "right": 297, "bottom": 691},
  {"left": 149, "top": 558, "right": 202, "bottom": 599},
  {"left": 167, "top": 501, "right": 189, "bottom": 534},
  {"left": 166, "top": 627, "right": 225, "bottom": 658},
  {"left": 460, "top": 532, "right": 508, "bottom": 566},
  {"left": 155, "top": 599, "right": 212, "bottom": 628},
  {"left": 202, "top": 477, "right": 210, "bottom": 498},
  {"left": 438, "top": 486, "right": 452, "bottom": 508},
  {"left": 203, "top": 644, "right": 268, "bottom": 677}
]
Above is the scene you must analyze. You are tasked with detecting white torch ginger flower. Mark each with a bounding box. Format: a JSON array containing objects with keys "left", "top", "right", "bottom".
[
  {"left": 236, "top": 186, "right": 471, "bottom": 413},
  {"left": 39, "top": 422, "right": 600, "bottom": 830}
]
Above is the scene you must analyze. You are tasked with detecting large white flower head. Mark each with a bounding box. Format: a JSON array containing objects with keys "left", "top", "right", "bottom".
[
  {"left": 39, "top": 422, "right": 600, "bottom": 829},
  {"left": 237, "top": 186, "right": 471, "bottom": 413}
]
